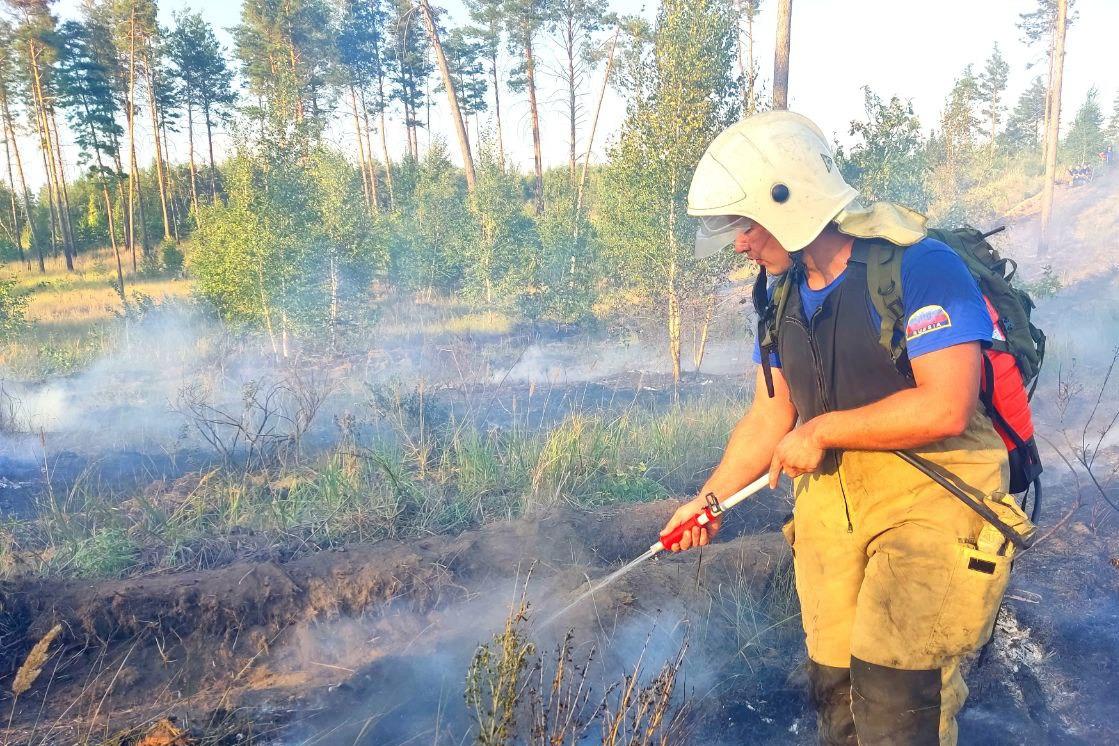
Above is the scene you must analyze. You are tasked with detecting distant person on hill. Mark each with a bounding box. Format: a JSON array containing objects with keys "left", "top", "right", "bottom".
[{"left": 664, "top": 111, "right": 1035, "bottom": 745}]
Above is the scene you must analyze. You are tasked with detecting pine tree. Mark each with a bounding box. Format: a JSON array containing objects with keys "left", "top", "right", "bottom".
[
  {"left": 167, "top": 11, "right": 234, "bottom": 203},
  {"left": 57, "top": 18, "right": 126, "bottom": 295},
  {"left": 234, "top": 0, "right": 334, "bottom": 129},
  {"left": 0, "top": 21, "right": 41, "bottom": 271},
  {"left": 385, "top": 0, "right": 432, "bottom": 161},
  {"left": 338, "top": 0, "right": 387, "bottom": 212},
  {"left": 1018, "top": 0, "right": 1076, "bottom": 163},
  {"left": 466, "top": 0, "right": 506, "bottom": 169},
  {"left": 5, "top": 0, "right": 77, "bottom": 269},
  {"left": 1038, "top": 0, "right": 1069, "bottom": 255},
  {"left": 1063, "top": 87, "right": 1104, "bottom": 165},
  {"left": 441, "top": 27, "right": 489, "bottom": 145},
  {"left": 977, "top": 43, "right": 1009, "bottom": 147},
  {"left": 504, "top": 0, "right": 549, "bottom": 213},
  {"left": 1002, "top": 76, "right": 1046, "bottom": 153},
  {"left": 548, "top": 0, "right": 607, "bottom": 184},
  {"left": 417, "top": 0, "right": 477, "bottom": 191}
]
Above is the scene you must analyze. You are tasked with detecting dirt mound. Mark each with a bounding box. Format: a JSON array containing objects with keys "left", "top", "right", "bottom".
[{"left": 0, "top": 497, "right": 789, "bottom": 743}]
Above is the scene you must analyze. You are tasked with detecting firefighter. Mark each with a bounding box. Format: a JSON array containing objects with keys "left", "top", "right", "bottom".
[{"left": 662, "top": 111, "right": 1030, "bottom": 745}]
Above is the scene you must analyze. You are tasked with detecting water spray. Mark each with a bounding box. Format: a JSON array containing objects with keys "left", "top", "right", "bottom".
[{"left": 540, "top": 474, "right": 772, "bottom": 629}]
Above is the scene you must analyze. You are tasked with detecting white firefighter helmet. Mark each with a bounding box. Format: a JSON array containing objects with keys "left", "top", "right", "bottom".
[{"left": 688, "top": 111, "right": 859, "bottom": 257}]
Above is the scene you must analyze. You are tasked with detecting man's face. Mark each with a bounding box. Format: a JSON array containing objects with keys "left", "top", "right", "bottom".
[{"left": 734, "top": 223, "right": 793, "bottom": 275}]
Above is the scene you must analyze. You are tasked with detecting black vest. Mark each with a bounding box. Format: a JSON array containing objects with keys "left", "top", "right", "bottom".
[{"left": 776, "top": 241, "right": 914, "bottom": 421}]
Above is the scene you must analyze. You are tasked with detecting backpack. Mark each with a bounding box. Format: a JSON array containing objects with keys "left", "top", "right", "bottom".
[{"left": 755, "top": 226, "right": 1046, "bottom": 523}]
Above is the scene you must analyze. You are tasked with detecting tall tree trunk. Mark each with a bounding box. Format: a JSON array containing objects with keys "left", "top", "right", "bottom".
[
  {"left": 0, "top": 77, "right": 42, "bottom": 271},
  {"left": 1039, "top": 0, "right": 1068, "bottom": 257},
  {"left": 666, "top": 190, "right": 682, "bottom": 385},
  {"left": 574, "top": 27, "right": 618, "bottom": 237},
  {"left": 565, "top": 21, "right": 577, "bottom": 184},
  {"left": 186, "top": 101, "right": 199, "bottom": 216},
  {"left": 773, "top": 0, "right": 793, "bottom": 110},
  {"left": 377, "top": 72, "right": 395, "bottom": 208},
  {"left": 1042, "top": 36, "right": 1057, "bottom": 164},
  {"left": 350, "top": 86, "right": 373, "bottom": 211},
  {"left": 204, "top": 105, "right": 219, "bottom": 201},
  {"left": 667, "top": 258, "right": 682, "bottom": 385},
  {"left": 160, "top": 112, "right": 180, "bottom": 240},
  {"left": 693, "top": 290, "right": 716, "bottom": 371},
  {"left": 524, "top": 34, "right": 544, "bottom": 214},
  {"left": 145, "top": 55, "right": 173, "bottom": 242},
  {"left": 127, "top": 7, "right": 141, "bottom": 264},
  {"left": 418, "top": 0, "right": 476, "bottom": 192},
  {"left": 47, "top": 107, "right": 77, "bottom": 267},
  {"left": 360, "top": 92, "right": 380, "bottom": 211},
  {"left": 746, "top": 5, "right": 756, "bottom": 112},
  {"left": 489, "top": 50, "right": 505, "bottom": 171},
  {"left": 32, "top": 95, "right": 62, "bottom": 265},
  {"left": 28, "top": 39, "right": 73, "bottom": 269},
  {"left": 75, "top": 94, "right": 125, "bottom": 300},
  {"left": 2, "top": 134, "right": 23, "bottom": 265}
]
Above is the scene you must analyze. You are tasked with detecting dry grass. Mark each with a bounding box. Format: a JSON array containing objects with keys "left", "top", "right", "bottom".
[
  {"left": 11, "top": 623, "right": 62, "bottom": 698},
  {"left": 6, "top": 247, "right": 192, "bottom": 329},
  {"left": 0, "top": 246, "right": 193, "bottom": 376},
  {"left": 465, "top": 597, "right": 687, "bottom": 744}
]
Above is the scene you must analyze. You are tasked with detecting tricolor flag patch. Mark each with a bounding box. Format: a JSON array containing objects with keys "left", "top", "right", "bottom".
[{"left": 906, "top": 305, "right": 952, "bottom": 340}]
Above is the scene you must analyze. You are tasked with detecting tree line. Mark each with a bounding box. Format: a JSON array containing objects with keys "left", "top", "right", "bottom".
[{"left": 0, "top": 0, "right": 1113, "bottom": 380}]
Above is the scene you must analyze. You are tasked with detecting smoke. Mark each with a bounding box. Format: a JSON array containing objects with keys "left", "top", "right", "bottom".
[{"left": 272, "top": 571, "right": 715, "bottom": 744}]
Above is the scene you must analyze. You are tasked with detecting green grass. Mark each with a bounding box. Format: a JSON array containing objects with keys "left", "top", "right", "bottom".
[{"left": 0, "top": 386, "right": 745, "bottom": 580}]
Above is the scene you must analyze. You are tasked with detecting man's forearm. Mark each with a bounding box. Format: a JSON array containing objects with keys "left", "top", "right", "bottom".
[
  {"left": 809, "top": 386, "right": 974, "bottom": 452},
  {"left": 700, "top": 409, "right": 791, "bottom": 499}
]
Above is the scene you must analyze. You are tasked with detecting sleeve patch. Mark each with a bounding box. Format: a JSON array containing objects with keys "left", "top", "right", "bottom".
[{"left": 906, "top": 304, "right": 952, "bottom": 341}]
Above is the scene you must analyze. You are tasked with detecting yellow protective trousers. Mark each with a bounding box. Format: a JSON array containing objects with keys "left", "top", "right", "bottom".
[{"left": 783, "top": 411, "right": 1034, "bottom": 745}]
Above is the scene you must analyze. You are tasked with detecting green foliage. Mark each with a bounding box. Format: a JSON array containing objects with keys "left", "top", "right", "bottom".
[
  {"left": 189, "top": 144, "right": 384, "bottom": 334},
  {"left": 1002, "top": 76, "right": 1046, "bottom": 154},
  {"left": 0, "top": 273, "right": 27, "bottom": 340},
  {"left": 1020, "top": 264, "right": 1062, "bottom": 299},
  {"left": 234, "top": 0, "right": 333, "bottom": 128},
  {"left": 385, "top": 0, "right": 433, "bottom": 135},
  {"left": 62, "top": 527, "right": 138, "bottom": 578},
  {"left": 595, "top": 0, "right": 739, "bottom": 375},
  {"left": 441, "top": 27, "right": 489, "bottom": 118},
  {"left": 977, "top": 43, "right": 1009, "bottom": 145},
  {"left": 161, "top": 240, "right": 184, "bottom": 276},
  {"left": 391, "top": 141, "right": 476, "bottom": 295},
  {"left": 837, "top": 88, "right": 929, "bottom": 210},
  {"left": 468, "top": 146, "right": 540, "bottom": 308},
  {"left": 1063, "top": 87, "right": 1106, "bottom": 165},
  {"left": 168, "top": 11, "right": 237, "bottom": 128},
  {"left": 533, "top": 169, "right": 597, "bottom": 323},
  {"left": 55, "top": 19, "right": 123, "bottom": 171}
]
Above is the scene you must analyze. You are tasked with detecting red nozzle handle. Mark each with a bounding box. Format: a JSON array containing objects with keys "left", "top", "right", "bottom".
[{"left": 655, "top": 506, "right": 717, "bottom": 552}]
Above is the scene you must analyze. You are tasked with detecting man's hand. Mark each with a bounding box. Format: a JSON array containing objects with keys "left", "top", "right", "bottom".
[
  {"left": 660, "top": 495, "right": 721, "bottom": 552},
  {"left": 769, "top": 419, "right": 826, "bottom": 487}
]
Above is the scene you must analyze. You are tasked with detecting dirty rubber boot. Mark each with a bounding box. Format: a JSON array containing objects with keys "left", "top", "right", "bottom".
[
  {"left": 806, "top": 660, "right": 857, "bottom": 745},
  {"left": 850, "top": 657, "right": 941, "bottom": 745}
]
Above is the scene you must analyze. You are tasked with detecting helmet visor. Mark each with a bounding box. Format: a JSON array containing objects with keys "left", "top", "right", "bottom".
[{"left": 694, "top": 215, "right": 754, "bottom": 259}]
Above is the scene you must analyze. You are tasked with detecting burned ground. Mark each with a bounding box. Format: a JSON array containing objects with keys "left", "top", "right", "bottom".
[{"left": 2, "top": 473, "right": 1117, "bottom": 744}]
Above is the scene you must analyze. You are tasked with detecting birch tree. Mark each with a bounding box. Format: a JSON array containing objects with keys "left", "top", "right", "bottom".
[{"left": 596, "top": 0, "right": 739, "bottom": 382}]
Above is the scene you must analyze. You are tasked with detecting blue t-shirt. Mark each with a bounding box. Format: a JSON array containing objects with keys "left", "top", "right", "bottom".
[{"left": 753, "top": 238, "right": 993, "bottom": 367}]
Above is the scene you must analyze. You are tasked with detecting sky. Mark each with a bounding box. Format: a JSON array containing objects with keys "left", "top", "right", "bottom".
[{"left": 43, "top": 0, "right": 1119, "bottom": 186}]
